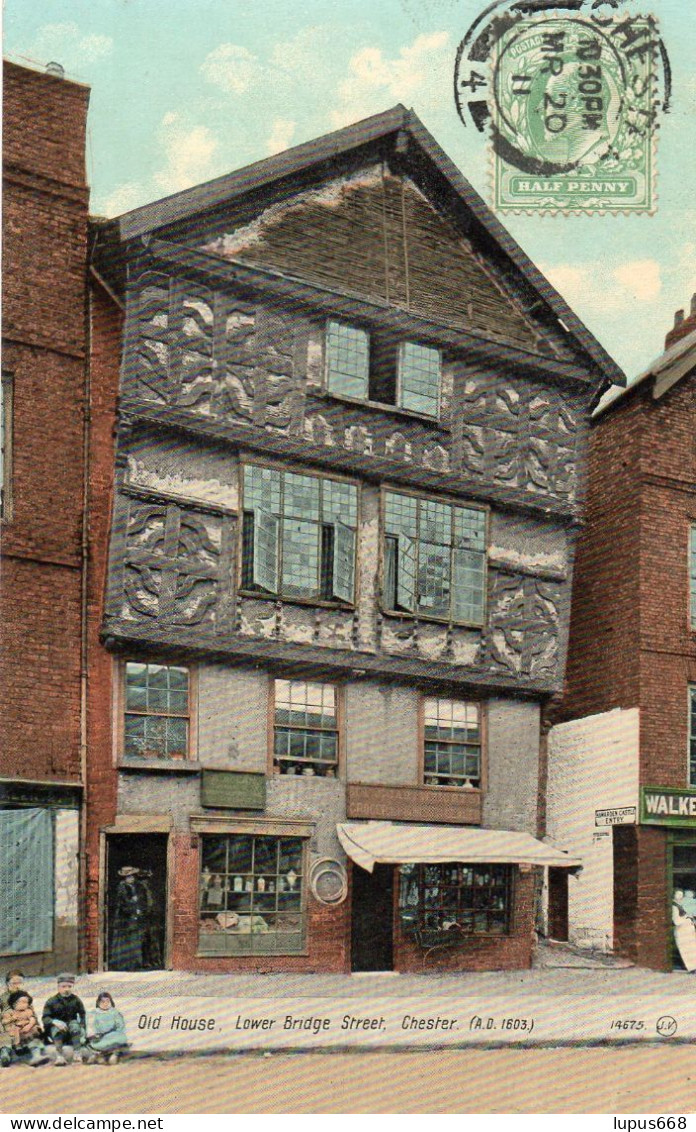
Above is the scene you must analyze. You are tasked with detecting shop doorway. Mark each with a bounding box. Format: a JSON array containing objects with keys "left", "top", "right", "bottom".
[
  {"left": 671, "top": 841, "right": 696, "bottom": 972},
  {"left": 547, "top": 868, "right": 569, "bottom": 941},
  {"left": 105, "top": 834, "right": 168, "bottom": 971},
  {"left": 350, "top": 864, "right": 394, "bottom": 972}
]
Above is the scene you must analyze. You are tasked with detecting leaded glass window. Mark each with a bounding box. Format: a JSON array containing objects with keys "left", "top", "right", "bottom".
[
  {"left": 274, "top": 680, "right": 338, "bottom": 776},
  {"left": 242, "top": 465, "right": 357, "bottom": 603},
  {"left": 383, "top": 490, "right": 486, "bottom": 624},
  {"left": 198, "top": 833, "right": 305, "bottom": 955},
  {"left": 399, "top": 341, "right": 440, "bottom": 417},
  {"left": 326, "top": 321, "right": 369, "bottom": 399},
  {"left": 324, "top": 322, "right": 441, "bottom": 418},
  {"left": 423, "top": 698, "right": 480, "bottom": 787},
  {"left": 399, "top": 862, "right": 511, "bottom": 935},
  {"left": 124, "top": 662, "right": 190, "bottom": 759}
]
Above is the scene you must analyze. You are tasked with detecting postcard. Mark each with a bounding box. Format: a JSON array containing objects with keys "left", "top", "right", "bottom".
[{"left": 1, "top": 0, "right": 695, "bottom": 1117}]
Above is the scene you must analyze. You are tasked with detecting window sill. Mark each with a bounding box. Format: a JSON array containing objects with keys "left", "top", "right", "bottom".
[
  {"left": 195, "top": 949, "right": 309, "bottom": 959},
  {"left": 238, "top": 590, "right": 354, "bottom": 613},
  {"left": 421, "top": 783, "right": 482, "bottom": 793},
  {"left": 119, "top": 758, "right": 202, "bottom": 774},
  {"left": 310, "top": 389, "right": 448, "bottom": 429},
  {"left": 380, "top": 607, "right": 484, "bottom": 631}
]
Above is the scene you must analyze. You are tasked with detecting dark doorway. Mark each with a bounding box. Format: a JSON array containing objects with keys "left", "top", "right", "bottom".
[
  {"left": 671, "top": 842, "right": 696, "bottom": 972},
  {"left": 547, "top": 867, "right": 569, "bottom": 942},
  {"left": 350, "top": 864, "right": 394, "bottom": 972},
  {"left": 105, "top": 834, "right": 168, "bottom": 971}
]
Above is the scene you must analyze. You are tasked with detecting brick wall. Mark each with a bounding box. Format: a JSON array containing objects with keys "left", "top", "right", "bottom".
[
  {"left": 0, "top": 62, "right": 90, "bottom": 785},
  {"left": 563, "top": 360, "right": 696, "bottom": 969},
  {"left": 84, "top": 281, "right": 123, "bottom": 968}
]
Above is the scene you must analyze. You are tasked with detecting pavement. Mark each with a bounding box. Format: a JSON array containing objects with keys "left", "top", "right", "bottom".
[{"left": 17, "top": 940, "right": 696, "bottom": 1055}]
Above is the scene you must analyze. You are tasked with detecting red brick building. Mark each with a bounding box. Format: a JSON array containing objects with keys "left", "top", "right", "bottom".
[
  {"left": 554, "top": 300, "right": 696, "bottom": 970},
  {"left": 0, "top": 61, "right": 90, "bottom": 972}
]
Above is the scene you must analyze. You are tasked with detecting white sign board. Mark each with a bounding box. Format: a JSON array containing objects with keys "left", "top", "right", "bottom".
[{"left": 595, "top": 806, "right": 637, "bottom": 827}]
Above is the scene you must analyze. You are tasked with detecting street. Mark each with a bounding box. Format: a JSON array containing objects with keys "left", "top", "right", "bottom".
[{"left": 0, "top": 1048, "right": 694, "bottom": 1114}]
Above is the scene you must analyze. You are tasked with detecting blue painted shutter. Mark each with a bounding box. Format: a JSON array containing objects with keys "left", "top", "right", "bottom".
[{"left": 0, "top": 808, "right": 53, "bottom": 954}]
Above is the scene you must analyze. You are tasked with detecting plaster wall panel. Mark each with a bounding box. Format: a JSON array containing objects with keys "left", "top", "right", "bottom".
[
  {"left": 547, "top": 707, "right": 640, "bottom": 951},
  {"left": 345, "top": 682, "right": 418, "bottom": 786},
  {"left": 483, "top": 699, "right": 540, "bottom": 835},
  {"left": 198, "top": 665, "right": 268, "bottom": 771}
]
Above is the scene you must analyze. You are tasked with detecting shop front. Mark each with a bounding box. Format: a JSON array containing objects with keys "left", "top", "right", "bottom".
[
  {"left": 338, "top": 822, "right": 581, "bottom": 973},
  {"left": 641, "top": 787, "right": 696, "bottom": 972}
]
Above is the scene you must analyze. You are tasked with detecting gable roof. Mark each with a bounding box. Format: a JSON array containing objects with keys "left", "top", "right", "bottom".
[
  {"left": 108, "top": 105, "right": 625, "bottom": 388},
  {"left": 596, "top": 325, "right": 696, "bottom": 416}
]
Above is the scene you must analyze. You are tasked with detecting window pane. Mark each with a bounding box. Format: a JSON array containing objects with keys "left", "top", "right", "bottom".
[
  {"left": 123, "top": 662, "right": 190, "bottom": 760},
  {"left": 423, "top": 699, "right": 481, "bottom": 787},
  {"left": 399, "top": 342, "right": 440, "bottom": 417},
  {"left": 274, "top": 681, "right": 338, "bottom": 775},
  {"left": 326, "top": 321, "right": 369, "bottom": 400},
  {"left": 243, "top": 466, "right": 356, "bottom": 603},
  {"left": 199, "top": 834, "right": 305, "bottom": 955},
  {"left": 398, "top": 863, "right": 510, "bottom": 936}
]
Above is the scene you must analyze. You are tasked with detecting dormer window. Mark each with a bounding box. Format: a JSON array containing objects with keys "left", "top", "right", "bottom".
[{"left": 325, "top": 320, "right": 440, "bottom": 418}]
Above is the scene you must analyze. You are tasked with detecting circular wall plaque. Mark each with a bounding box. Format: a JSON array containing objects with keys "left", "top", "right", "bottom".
[{"left": 310, "top": 858, "right": 348, "bottom": 905}]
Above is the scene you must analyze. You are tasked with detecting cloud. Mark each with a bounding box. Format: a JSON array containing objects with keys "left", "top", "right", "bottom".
[
  {"left": 154, "top": 113, "right": 219, "bottom": 195},
  {"left": 29, "top": 22, "right": 112, "bottom": 67},
  {"left": 266, "top": 119, "right": 296, "bottom": 156},
  {"left": 201, "top": 44, "right": 261, "bottom": 95},
  {"left": 539, "top": 258, "right": 663, "bottom": 316},
  {"left": 331, "top": 32, "right": 450, "bottom": 127},
  {"left": 101, "top": 183, "right": 144, "bottom": 218}
]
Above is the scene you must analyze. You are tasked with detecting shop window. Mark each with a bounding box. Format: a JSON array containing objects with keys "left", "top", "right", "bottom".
[
  {"left": 689, "top": 687, "right": 696, "bottom": 787},
  {"left": 690, "top": 525, "right": 696, "bottom": 629},
  {"left": 423, "top": 698, "right": 481, "bottom": 788},
  {"left": 198, "top": 833, "right": 306, "bottom": 955},
  {"left": 325, "top": 320, "right": 440, "bottom": 418},
  {"left": 1, "top": 372, "right": 13, "bottom": 520},
  {"left": 123, "top": 662, "right": 191, "bottom": 760},
  {"left": 399, "top": 862, "right": 511, "bottom": 936},
  {"left": 241, "top": 464, "right": 357, "bottom": 604},
  {"left": 0, "top": 808, "right": 53, "bottom": 954},
  {"left": 383, "top": 490, "right": 486, "bottom": 624},
  {"left": 273, "top": 680, "right": 338, "bottom": 777}
]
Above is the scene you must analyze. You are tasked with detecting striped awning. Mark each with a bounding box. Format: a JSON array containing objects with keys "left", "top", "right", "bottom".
[{"left": 337, "top": 821, "right": 582, "bottom": 873}]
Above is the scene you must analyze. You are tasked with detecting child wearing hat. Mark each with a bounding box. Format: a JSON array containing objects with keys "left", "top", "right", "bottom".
[{"left": 41, "top": 975, "right": 87, "bottom": 1066}]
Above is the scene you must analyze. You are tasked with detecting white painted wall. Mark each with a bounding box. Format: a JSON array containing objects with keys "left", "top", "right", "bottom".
[{"left": 546, "top": 707, "right": 640, "bottom": 951}]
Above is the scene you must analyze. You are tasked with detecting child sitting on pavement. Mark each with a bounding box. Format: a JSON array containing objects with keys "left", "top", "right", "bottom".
[
  {"left": 0, "top": 971, "right": 26, "bottom": 1068},
  {"left": 41, "top": 974, "right": 87, "bottom": 1066},
  {"left": 1, "top": 991, "right": 49, "bottom": 1066},
  {"left": 87, "top": 993, "right": 129, "bottom": 1064}
]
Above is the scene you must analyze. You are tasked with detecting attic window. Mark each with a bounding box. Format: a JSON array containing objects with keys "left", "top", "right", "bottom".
[{"left": 325, "top": 320, "right": 440, "bottom": 418}]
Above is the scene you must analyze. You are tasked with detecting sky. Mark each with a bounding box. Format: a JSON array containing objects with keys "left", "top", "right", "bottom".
[{"left": 4, "top": 0, "right": 695, "bottom": 382}]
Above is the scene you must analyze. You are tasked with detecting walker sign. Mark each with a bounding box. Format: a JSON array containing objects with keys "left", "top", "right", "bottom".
[{"left": 641, "top": 787, "right": 696, "bottom": 826}]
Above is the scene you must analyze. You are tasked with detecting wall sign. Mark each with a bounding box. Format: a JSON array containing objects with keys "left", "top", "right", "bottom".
[
  {"left": 641, "top": 787, "right": 696, "bottom": 826},
  {"left": 595, "top": 807, "right": 636, "bottom": 827}
]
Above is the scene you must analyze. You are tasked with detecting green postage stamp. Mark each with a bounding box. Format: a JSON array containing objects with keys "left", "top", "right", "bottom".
[{"left": 455, "top": 3, "right": 669, "bottom": 214}]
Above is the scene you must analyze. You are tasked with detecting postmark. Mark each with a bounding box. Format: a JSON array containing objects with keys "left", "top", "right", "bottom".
[{"left": 454, "top": 0, "right": 671, "bottom": 213}]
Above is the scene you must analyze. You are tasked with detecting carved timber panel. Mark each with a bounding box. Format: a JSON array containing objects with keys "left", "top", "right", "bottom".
[
  {"left": 121, "top": 499, "right": 224, "bottom": 627},
  {"left": 485, "top": 573, "right": 562, "bottom": 680},
  {"left": 459, "top": 375, "right": 579, "bottom": 500},
  {"left": 127, "top": 273, "right": 585, "bottom": 511},
  {"left": 131, "top": 272, "right": 298, "bottom": 428}
]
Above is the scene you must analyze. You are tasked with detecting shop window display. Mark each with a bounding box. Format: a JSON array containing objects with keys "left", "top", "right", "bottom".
[
  {"left": 198, "top": 834, "right": 305, "bottom": 955},
  {"left": 399, "top": 862, "right": 511, "bottom": 938}
]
